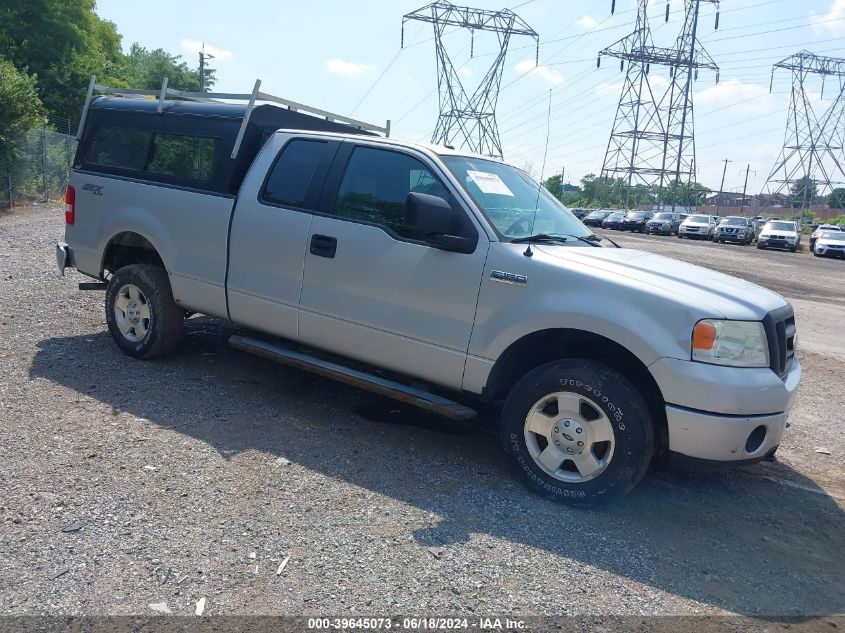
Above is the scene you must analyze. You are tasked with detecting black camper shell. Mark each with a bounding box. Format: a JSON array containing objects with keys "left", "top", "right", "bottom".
[{"left": 74, "top": 97, "right": 374, "bottom": 195}]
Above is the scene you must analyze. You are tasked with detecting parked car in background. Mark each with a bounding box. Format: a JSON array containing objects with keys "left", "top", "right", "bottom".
[
  {"left": 583, "top": 209, "right": 611, "bottom": 227},
  {"left": 757, "top": 220, "right": 801, "bottom": 252},
  {"left": 602, "top": 211, "right": 626, "bottom": 230},
  {"left": 813, "top": 231, "right": 845, "bottom": 258},
  {"left": 678, "top": 214, "right": 716, "bottom": 240},
  {"left": 715, "top": 216, "right": 755, "bottom": 245},
  {"left": 570, "top": 208, "right": 590, "bottom": 221},
  {"left": 646, "top": 212, "right": 681, "bottom": 235},
  {"left": 810, "top": 223, "right": 843, "bottom": 252},
  {"left": 620, "top": 211, "right": 652, "bottom": 233},
  {"left": 710, "top": 216, "right": 721, "bottom": 226}
]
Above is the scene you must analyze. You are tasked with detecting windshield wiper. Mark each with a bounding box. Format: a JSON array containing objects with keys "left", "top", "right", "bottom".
[
  {"left": 510, "top": 233, "right": 569, "bottom": 244},
  {"left": 511, "top": 233, "right": 607, "bottom": 248}
]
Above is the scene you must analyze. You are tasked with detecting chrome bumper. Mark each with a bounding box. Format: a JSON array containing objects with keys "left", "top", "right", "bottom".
[{"left": 56, "top": 242, "right": 71, "bottom": 277}]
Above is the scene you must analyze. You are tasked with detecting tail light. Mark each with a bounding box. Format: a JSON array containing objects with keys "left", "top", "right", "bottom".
[{"left": 65, "top": 186, "right": 75, "bottom": 225}]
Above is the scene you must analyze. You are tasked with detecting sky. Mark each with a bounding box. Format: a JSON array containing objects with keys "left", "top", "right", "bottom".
[{"left": 95, "top": 0, "right": 845, "bottom": 194}]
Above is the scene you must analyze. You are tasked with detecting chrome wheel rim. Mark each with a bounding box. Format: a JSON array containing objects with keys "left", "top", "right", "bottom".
[
  {"left": 114, "top": 284, "right": 151, "bottom": 343},
  {"left": 523, "top": 391, "right": 615, "bottom": 483}
]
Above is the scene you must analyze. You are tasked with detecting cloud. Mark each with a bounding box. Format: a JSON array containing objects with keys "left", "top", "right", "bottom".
[
  {"left": 324, "top": 58, "right": 375, "bottom": 78},
  {"left": 180, "top": 39, "right": 233, "bottom": 61},
  {"left": 810, "top": 0, "right": 845, "bottom": 35},
  {"left": 576, "top": 15, "right": 598, "bottom": 30},
  {"left": 514, "top": 59, "right": 564, "bottom": 86},
  {"left": 696, "top": 79, "right": 778, "bottom": 114}
]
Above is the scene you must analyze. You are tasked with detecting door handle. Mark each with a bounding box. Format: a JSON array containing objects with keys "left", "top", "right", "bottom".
[{"left": 310, "top": 234, "right": 337, "bottom": 259}]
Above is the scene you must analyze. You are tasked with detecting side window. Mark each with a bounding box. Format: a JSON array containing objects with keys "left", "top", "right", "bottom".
[
  {"left": 333, "top": 146, "right": 455, "bottom": 240},
  {"left": 87, "top": 127, "right": 151, "bottom": 171},
  {"left": 263, "top": 139, "right": 327, "bottom": 208},
  {"left": 86, "top": 126, "right": 220, "bottom": 185},
  {"left": 147, "top": 133, "right": 219, "bottom": 183}
]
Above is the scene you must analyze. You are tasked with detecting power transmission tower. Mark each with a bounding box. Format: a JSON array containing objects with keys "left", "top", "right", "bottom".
[
  {"left": 598, "top": 0, "right": 720, "bottom": 210},
  {"left": 762, "top": 51, "right": 845, "bottom": 210},
  {"left": 402, "top": 2, "right": 539, "bottom": 158}
]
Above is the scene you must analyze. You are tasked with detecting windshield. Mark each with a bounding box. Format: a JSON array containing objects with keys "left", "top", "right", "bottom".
[
  {"left": 765, "top": 221, "right": 795, "bottom": 231},
  {"left": 625, "top": 212, "right": 647, "bottom": 219},
  {"left": 442, "top": 156, "right": 590, "bottom": 241},
  {"left": 822, "top": 232, "right": 845, "bottom": 241},
  {"left": 652, "top": 213, "right": 673, "bottom": 220},
  {"left": 721, "top": 217, "right": 747, "bottom": 226},
  {"left": 686, "top": 215, "right": 710, "bottom": 223},
  {"left": 586, "top": 211, "right": 606, "bottom": 218},
  {"left": 607, "top": 212, "right": 625, "bottom": 220}
]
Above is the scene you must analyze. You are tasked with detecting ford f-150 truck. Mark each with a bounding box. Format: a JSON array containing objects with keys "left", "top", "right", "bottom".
[{"left": 56, "top": 87, "right": 800, "bottom": 504}]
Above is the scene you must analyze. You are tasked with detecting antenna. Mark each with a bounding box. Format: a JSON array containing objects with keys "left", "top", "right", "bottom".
[{"left": 524, "top": 89, "right": 553, "bottom": 257}]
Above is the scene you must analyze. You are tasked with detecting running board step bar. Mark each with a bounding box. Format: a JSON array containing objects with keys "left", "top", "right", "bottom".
[{"left": 229, "top": 335, "right": 477, "bottom": 421}]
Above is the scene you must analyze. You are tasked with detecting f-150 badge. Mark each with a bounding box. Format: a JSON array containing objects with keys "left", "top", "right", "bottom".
[{"left": 491, "top": 270, "right": 527, "bottom": 286}]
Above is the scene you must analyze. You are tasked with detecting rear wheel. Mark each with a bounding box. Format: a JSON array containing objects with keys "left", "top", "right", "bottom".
[
  {"left": 105, "top": 264, "right": 184, "bottom": 359},
  {"left": 500, "top": 359, "right": 654, "bottom": 504}
]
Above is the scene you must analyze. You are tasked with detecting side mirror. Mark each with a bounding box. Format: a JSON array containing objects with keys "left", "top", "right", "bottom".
[
  {"left": 405, "top": 192, "right": 455, "bottom": 235},
  {"left": 405, "top": 192, "right": 475, "bottom": 254}
]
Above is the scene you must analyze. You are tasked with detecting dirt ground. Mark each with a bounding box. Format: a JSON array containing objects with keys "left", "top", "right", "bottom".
[{"left": 1, "top": 204, "right": 843, "bottom": 620}]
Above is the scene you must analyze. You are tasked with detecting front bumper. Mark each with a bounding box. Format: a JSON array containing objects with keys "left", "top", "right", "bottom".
[
  {"left": 716, "top": 231, "right": 746, "bottom": 242},
  {"left": 56, "top": 242, "right": 73, "bottom": 276},
  {"left": 816, "top": 246, "right": 845, "bottom": 257},
  {"left": 758, "top": 238, "right": 797, "bottom": 249},
  {"left": 650, "top": 355, "right": 801, "bottom": 462},
  {"left": 647, "top": 224, "right": 673, "bottom": 234},
  {"left": 679, "top": 227, "right": 708, "bottom": 238}
]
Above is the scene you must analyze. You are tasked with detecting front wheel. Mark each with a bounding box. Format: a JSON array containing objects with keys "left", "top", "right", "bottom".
[
  {"left": 500, "top": 359, "right": 654, "bottom": 504},
  {"left": 105, "top": 264, "right": 184, "bottom": 359}
]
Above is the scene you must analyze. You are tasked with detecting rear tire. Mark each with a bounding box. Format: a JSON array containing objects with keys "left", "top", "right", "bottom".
[
  {"left": 500, "top": 359, "right": 654, "bottom": 505},
  {"left": 105, "top": 264, "right": 184, "bottom": 359}
]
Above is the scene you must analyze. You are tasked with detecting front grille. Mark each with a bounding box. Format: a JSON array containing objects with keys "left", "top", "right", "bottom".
[{"left": 763, "top": 305, "right": 795, "bottom": 380}]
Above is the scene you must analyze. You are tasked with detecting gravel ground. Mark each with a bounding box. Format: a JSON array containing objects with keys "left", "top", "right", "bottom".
[{"left": 1, "top": 204, "right": 843, "bottom": 619}]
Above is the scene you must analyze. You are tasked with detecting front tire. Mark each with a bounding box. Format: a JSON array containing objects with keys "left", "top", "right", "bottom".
[
  {"left": 500, "top": 359, "right": 654, "bottom": 504},
  {"left": 105, "top": 264, "right": 184, "bottom": 359}
]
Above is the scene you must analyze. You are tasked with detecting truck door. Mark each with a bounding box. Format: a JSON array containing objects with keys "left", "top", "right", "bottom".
[
  {"left": 298, "top": 142, "right": 490, "bottom": 390},
  {"left": 226, "top": 135, "right": 340, "bottom": 339}
]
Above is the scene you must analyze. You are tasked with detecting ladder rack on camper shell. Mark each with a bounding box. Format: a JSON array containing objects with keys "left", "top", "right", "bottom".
[{"left": 77, "top": 76, "right": 391, "bottom": 159}]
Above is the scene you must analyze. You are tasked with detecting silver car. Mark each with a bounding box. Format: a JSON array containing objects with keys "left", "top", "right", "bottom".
[{"left": 678, "top": 214, "right": 715, "bottom": 240}]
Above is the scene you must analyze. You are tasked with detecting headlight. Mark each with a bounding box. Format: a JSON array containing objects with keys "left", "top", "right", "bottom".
[{"left": 692, "top": 320, "right": 769, "bottom": 368}]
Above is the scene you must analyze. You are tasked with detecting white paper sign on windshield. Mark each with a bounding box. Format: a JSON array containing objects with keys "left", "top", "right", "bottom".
[{"left": 467, "top": 170, "right": 514, "bottom": 196}]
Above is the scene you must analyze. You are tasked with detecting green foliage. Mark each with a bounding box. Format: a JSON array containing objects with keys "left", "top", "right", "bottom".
[
  {"left": 120, "top": 44, "right": 214, "bottom": 93},
  {"left": 0, "top": 59, "right": 45, "bottom": 162},
  {"left": 827, "top": 188, "right": 845, "bottom": 210},
  {"left": 0, "top": 0, "right": 124, "bottom": 118},
  {"left": 789, "top": 176, "right": 818, "bottom": 208},
  {"left": 0, "top": 1, "right": 213, "bottom": 121}
]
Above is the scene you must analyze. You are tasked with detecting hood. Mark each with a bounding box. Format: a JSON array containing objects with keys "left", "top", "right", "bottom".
[
  {"left": 761, "top": 229, "right": 798, "bottom": 237},
  {"left": 534, "top": 244, "right": 787, "bottom": 320},
  {"left": 818, "top": 235, "right": 845, "bottom": 245},
  {"left": 682, "top": 220, "right": 710, "bottom": 227}
]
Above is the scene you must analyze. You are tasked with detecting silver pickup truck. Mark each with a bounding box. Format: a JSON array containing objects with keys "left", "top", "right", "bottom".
[{"left": 57, "top": 91, "right": 800, "bottom": 504}]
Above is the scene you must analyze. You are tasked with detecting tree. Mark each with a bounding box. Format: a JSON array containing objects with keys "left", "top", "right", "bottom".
[
  {"left": 121, "top": 43, "right": 214, "bottom": 92},
  {"left": 0, "top": 0, "right": 124, "bottom": 118},
  {"left": 0, "top": 59, "right": 44, "bottom": 162},
  {"left": 789, "top": 176, "right": 817, "bottom": 208},
  {"left": 827, "top": 188, "right": 845, "bottom": 210}
]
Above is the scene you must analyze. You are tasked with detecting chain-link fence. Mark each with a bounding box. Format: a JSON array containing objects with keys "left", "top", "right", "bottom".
[{"left": 1, "top": 117, "right": 78, "bottom": 210}]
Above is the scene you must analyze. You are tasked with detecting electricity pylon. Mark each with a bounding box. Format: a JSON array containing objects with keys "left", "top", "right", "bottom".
[
  {"left": 762, "top": 51, "right": 845, "bottom": 210},
  {"left": 599, "top": 0, "right": 720, "bottom": 210},
  {"left": 402, "top": 2, "right": 539, "bottom": 158}
]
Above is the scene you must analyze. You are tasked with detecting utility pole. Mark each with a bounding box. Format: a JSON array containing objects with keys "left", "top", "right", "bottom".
[
  {"left": 716, "top": 158, "right": 731, "bottom": 216},
  {"left": 198, "top": 44, "right": 215, "bottom": 92},
  {"left": 739, "top": 164, "right": 755, "bottom": 215}
]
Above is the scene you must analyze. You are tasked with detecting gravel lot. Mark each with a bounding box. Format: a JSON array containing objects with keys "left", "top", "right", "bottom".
[{"left": 1, "top": 204, "right": 843, "bottom": 619}]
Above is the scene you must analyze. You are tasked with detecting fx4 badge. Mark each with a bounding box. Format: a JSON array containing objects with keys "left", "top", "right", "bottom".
[
  {"left": 82, "top": 183, "right": 103, "bottom": 196},
  {"left": 491, "top": 270, "right": 527, "bottom": 286}
]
